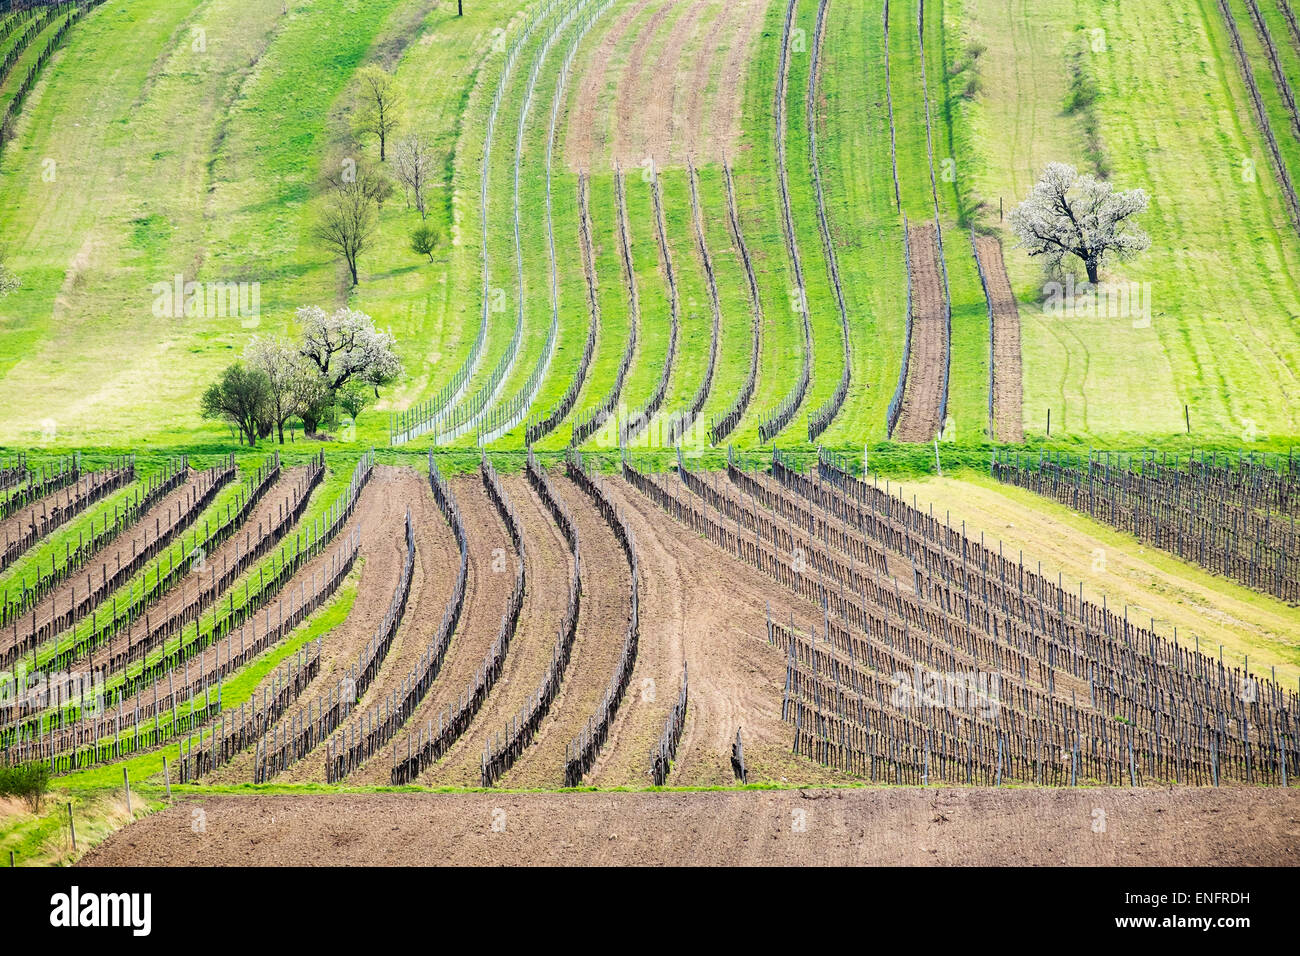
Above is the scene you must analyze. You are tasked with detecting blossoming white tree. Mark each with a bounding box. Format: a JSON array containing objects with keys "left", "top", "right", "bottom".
[{"left": 1009, "top": 162, "right": 1150, "bottom": 284}]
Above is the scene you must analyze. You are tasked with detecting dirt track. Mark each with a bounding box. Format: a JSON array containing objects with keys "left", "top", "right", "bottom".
[
  {"left": 79, "top": 787, "right": 1300, "bottom": 866},
  {"left": 894, "top": 221, "right": 949, "bottom": 443},
  {"left": 974, "top": 235, "right": 1024, "bottom": 443}
]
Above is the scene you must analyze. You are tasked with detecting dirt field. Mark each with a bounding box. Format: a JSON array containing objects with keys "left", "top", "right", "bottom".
[
  {"left": 974, "top": 235, "right": 1024, "bottom": 443},
  {"left": 565, "top": 0, "right": 773, "bottom": 171},
  {"left": 499, "top": 473, "right": 633, "bottom": 787},
  {"left": 894, "top": 221, "right": 949, "bottom": 443},
  {"left": 423, "top": 474, "right": 571, "bottom": 786},
  {"left": 79, "top": 787, "right": 1300, "bottom": 866},
  {"left": 597, "top": 475, "right": 847, "bottom": 787}
]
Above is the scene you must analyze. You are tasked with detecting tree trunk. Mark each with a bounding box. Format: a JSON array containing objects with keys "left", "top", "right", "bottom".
[
  {"left": 1085, "top": 258, "right": 1100, "bottom": 284},
  {"left": 277, "top": 421, "right": 285, "bottom": 444},
  {"left": 348, "top": 257, "right": 359, "bottom": 286}
]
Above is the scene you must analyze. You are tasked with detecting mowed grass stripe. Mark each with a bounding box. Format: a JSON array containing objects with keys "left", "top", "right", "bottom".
[
  {"left": 487, "top": 2, "right": 615, "bottom": 446},
  {"left": 445, "top": 0, "right": 578, "bottom": 444},
  {"left": 695, "top": 163, "right": 759, "bottom": 440},
  {"left": 816, "top": 0, "right": 907, "bottom": 445},
  {"left": 728, "top": 0, "right": 803, "bottom": 446},
  {"left": 926, "top": 0, "right": 989, "bottom": 442},
  {"left": 0, "top": 0, "right": 282, "bottom": 445}
]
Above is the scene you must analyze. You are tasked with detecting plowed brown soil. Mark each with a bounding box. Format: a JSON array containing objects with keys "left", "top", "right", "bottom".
[
  {"left": 287, "top": 468, "right": 458, "bottom": 783},
  {"left": 401, "top": 476, "right": 518, "bottom": 786},
  {"left": 566, "top": 0, "right": 772, "bottom": 171},
  {"left": 894, "top": 221, "right": 948, "bottom": 443},
  {"left": 80, "top": 788, "right": 1300, "bottom": 866},
  {"left": 974, "top": 234, "right": 1024, "bottom": 443},
  {"left": 499, "top": 473, "right": 631, "bottom": 787},
  {"left": 416, "top": 474, "right": 571, "bottom": 786},
  {"left": 601, "top": 474, "right": 858, "bottom": 787}
]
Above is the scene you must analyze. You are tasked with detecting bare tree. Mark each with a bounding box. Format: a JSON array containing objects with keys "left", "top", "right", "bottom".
[
  {"left": 392, "top": 133, "right": 436, "bottom": 219},
  {"left": 313, "top": 167, "right": 382, "bottom": 286},
  {"left": 354, "top": 65, "right": 403, "bottom": 162},
  {"left": 296, "top": 305, "right": 402, "bottom": 395},
  {"left": 1010, "top": 162, "right": 1149, "bottom": 284}
]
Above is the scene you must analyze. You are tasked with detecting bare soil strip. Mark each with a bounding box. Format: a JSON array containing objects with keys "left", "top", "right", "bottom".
[
  {"left": 566, "top": 0, "right": 772, "bottom": 169},
  {"left": 894, "top": 220, "right": 948, "bottom": 442},
  {"left": 80, "top": 788, "right": 1300, "bottom": 866},
  {"left": 501, "top": 474, "right": 631, "bottom": 788},
  {"left": 974, "top": 235, "right": 1024, "bottom": 443},
  {"left": 636, "top": 0, "right": 705, "bottom": 168},
  {"left": 210, "top": 473, "right": 409, "bottom": 784},
  {"left": 423, "top": 475, "right": 572, "bottom": 786},
  {"left": 613, "top": 1, "right": 679, "bottom": 167},
  {"left": 596, "top": 476, "right": 846, "bottom": 787},
  {"left": 285, "top": 470, "right": 457, "bottom": 783},
  {"left": 566, "top": 0, "right": 656, "bottom": 171}
]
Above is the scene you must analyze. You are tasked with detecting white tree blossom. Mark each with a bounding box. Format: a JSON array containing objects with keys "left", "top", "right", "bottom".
[
  {"left": 1009, "top": 162, "right": 1149, "bottom": 284},
  {"left": 296, "top": 306, "right": 402, "bottom": 394}
]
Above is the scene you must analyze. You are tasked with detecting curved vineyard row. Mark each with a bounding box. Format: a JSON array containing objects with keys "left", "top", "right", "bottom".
[
  {"left": 0, "top": 457, "right": 212, "bottom": 653},
  {"left": 805, "top": 0, "right": 852, "bottom": 442},
  {"left": 0, "top": 458, "right": 135, "bottom": 574},
  {"left": 476, "top": 450, "right": 580, "bottom": 786},
  {"left": 709, "top": 164, "right": 763, "bottom": 445},
  {"left": 445, "top": 0, "right": 592, "bottom": 444},
  {"left": 325, "top": 468, "right": 476, "bottom": 783},
  {"left": 483, "top": 0, "right": 616, "bottom": 446},
  {"left": 390, "top": 0, "right": 564, "bottom": 445},
  {"left": 666, "top": 161, "right": 720, "bottom": 447},
  {"left": 562, "top": 449, "right": 639, "bottom": 785},
  {"left": 257, "top": 505, "right": 414, "bottom": 782},
  {"left": 380, "top": 458, "right": 526, "bottom": 782},
  {"left": 527, "top": 175, "right": 601, "bottom": 447},
  {"left": 571, "top": 167, "right": 639, "bottom": 447},
  {"left": 620, "top": 173, "right": 680, "bottom": 445},
  {"left": 758, "top": 0, "right": 813, "bottom": 446}
]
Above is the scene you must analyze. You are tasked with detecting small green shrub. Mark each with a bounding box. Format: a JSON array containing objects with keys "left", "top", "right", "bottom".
[{"left": 0, "top": 762, "right": 51, "bottom": 812}]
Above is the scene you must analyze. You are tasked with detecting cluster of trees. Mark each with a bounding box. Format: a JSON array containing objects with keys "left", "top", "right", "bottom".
[
  {"left": 314, "top": 65, "right": 442, "bottom": 286},
  {"left": 202, "top": 306, "right": 401, "bottom": 445}
]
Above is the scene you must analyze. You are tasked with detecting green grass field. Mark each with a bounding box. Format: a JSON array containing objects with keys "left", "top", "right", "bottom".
[{"left": 0, "top": 0, "right": 1297, "bottom": 453}]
